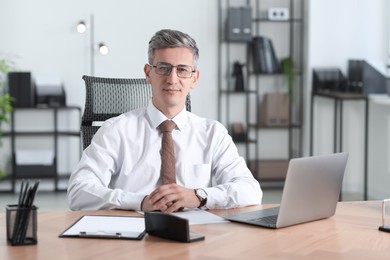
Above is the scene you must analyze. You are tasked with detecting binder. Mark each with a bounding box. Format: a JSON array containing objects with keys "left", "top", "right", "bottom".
[
  {"left": 59, "top": 215, "right": 146, "bottom": 240},
  {"left": 226, "top": 6, "right": 252, "bottom": 42},
  {"left": 347, "top": 59, "right": 364, "bottom": 92},
  {"left": 252, "top": 36, "right": 281, "bottom": 74},
  {"left": 259, "top": 93, "right": 289, "bottom": 126}
]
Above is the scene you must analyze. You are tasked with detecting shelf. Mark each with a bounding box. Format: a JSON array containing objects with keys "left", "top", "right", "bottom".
[
  {"left": 369, "top": 94, "right": 390, "bottom": 105},
  {"left": 220, "top": 89, "right": 258, "bottom": 94},
  {"left": 4, "top": 131, "right": 80, "bottom": 136},
  {"left": 14, "top": 164, "right": 56, "bottom": 179},
  {"left": 218, "top": 0, "right": 305, "bottom": 181},
  {"left": 253, "top": 123, "right": 302, "bottom": 129},
  {"left": 11, "top": 105, "right": 81, "bottom": 110},
  {"left": 313, "top": 91, "right": 367, "bottom": 100},
  {"left": 1, "top": 106, "right": 82, "bottom": 192},
  {"left": 252, "top": 18, "right": 304, "bottom": 23},
  {"left": 249, "top": 71, "right": 283, "bottom": 76},
  {"left": 231, "top": 139, "right": 257, "bottom": 144},
  {"left": 57, "top": 174, "right": 72, "bottom": 180}
]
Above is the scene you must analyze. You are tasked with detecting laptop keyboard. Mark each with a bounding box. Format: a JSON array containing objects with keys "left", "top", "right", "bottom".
[{"left": 249, "top": 215, "right": 278, "bottom": 225}]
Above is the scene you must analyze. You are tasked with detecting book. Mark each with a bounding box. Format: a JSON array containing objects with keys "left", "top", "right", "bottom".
[{"left": 252, "top": 36, "right": 281, "bottom": 74}]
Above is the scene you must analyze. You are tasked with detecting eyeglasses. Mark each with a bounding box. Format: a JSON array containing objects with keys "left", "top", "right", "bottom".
[{"left": 149, "top": 62, "right": 195, "bottom": 78}]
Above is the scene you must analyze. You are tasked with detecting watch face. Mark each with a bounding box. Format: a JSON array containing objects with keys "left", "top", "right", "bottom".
[{"left": 197, "top": 189, "right": 207, "bottom": 199}]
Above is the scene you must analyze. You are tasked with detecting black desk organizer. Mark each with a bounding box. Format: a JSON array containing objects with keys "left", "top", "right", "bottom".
[
  {"left": 144, "top": 211, "right": 205, "bottom": 243},
  {"left": 6, "top": 204, "right": 38, "bottom": 246}
]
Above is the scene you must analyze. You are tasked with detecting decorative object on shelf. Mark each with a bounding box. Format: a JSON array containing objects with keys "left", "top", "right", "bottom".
[
  {"left": 267, "top": 8, "right": 289, "bottom": 21},
  {"left": 231, "top": 122, "right": 248, "bottom": 142},
  {"left": 259, "top": 92, "right": 289, "bottom": 126},
  {"left": 232, "top": 61, "right": 245, "bottom": 92},
  {"left": 313, "top": 61, "right": 388, "bottom": 95},
  {"left": 312, "top": 68, "right": 347, "bottom": 92},
  {"left": 8, "top": 72, "right": 35, "bottom": 107},
  {"left": 248, "top": 159, "right": 289, "bottom": 180},
  {"left": 226, "top": 6, "right": 252, "bottom": 42},
  {"left": 34, "top": 74, "right": 66, "bottom": 107},
  {"left": 347, "top": 59, "right": 364, "bottom": 92},
  {"left": 357, "top": 61, "right": 388, "bottom": 95},
  {"left": 281, "top": 57, "right": 296, "bottom": 99},
  {"left": 0, "top": 56, "right": 14, "bottom": 179},
  {"left": 252, "top": 36, "right": 281, "bottom": 74}
]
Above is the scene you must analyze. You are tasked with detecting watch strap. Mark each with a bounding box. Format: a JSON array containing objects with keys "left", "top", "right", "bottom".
[{"left": 195, "top": 189, "right": 207, "bottom": 208}]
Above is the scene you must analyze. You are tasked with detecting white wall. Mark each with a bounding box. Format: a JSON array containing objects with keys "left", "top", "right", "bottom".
[
  {"left": 0, "top": 0, "right": 219, "bottom": 119},
  {"left": 368, "top": 97, "right": 390, "bottom": 199},
  {"left": 307, "top": 0, "right": 389, "bottom": 199}
]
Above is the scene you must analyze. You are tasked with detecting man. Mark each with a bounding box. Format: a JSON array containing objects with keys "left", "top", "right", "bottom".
[{"left": 67, "top": 29, "right": 262, "bottom": 213}]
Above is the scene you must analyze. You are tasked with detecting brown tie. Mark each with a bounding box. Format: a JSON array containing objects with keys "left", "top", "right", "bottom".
[{"left": 159, "top": 120, "right": 177, "bottom": 184}]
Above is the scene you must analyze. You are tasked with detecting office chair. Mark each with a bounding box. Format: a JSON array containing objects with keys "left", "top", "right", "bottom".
[{"left": 81, "top": 75, "right": 191, "bottom": 150}]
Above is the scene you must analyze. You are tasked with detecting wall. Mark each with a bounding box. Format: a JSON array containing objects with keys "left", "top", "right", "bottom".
[
  {"left": 307, "top": 0, "right": 389, "bottom": 199},
  {"left": 0, "top": 0, "right": 219, "bottom": 118},
  {"left": 368, "top": 97, "right": 390, "bottom": 199}
]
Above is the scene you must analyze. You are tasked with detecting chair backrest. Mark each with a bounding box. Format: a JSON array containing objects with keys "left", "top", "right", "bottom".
[{"left": 81, "top": 75, "right": 191, "bottom": 150}]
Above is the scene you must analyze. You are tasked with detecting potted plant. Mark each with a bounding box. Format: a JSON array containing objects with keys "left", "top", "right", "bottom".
[
  {"left": 281, "top": 57, "right": 296, "bottom": 99},
  {"left": 0, "top": 57, "right": 14, "bottom": 178}
]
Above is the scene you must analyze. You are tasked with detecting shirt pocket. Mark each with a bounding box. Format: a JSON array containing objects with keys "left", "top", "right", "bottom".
[{"left": 182, "top": 163, "right": 212, "bottom": 188}]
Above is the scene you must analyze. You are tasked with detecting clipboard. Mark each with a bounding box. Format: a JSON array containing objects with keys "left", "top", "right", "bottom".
[{"left": 59, "top": 215, "right": 146, "bottom": 240}]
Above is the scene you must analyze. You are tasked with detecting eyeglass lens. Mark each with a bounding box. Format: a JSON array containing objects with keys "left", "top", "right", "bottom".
[{"left": 154, "top": 63, "right": 193, "bottom": 78}]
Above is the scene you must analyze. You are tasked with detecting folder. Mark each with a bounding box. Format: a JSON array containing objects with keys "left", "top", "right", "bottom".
[
  {"left": 59, "top": 215, "right": 146, "bottom": 240},
  {"left": 259, "top": 92, "right": 289, "bottom": 126},
  {"left": 252, "top": 36, "right": 281, "bottom": 74}
]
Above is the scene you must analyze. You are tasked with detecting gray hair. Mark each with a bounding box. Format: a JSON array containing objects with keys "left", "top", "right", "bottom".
[{"left": 148, "top": 29, "right": 199, "bottom": 69}]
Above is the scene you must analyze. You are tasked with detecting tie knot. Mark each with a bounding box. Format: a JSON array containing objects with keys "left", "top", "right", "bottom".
[{"left": 159, "top": 120, "right": 176, "bottom": 132}]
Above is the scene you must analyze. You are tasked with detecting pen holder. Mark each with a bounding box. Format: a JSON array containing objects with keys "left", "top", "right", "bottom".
[{"left": 6, "top": 204, "right": 38, "bottom": 246}]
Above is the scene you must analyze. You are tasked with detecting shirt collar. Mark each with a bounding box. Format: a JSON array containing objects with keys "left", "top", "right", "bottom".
[{"left": 147, "top": 102, "right": 188, "bottom": 131}]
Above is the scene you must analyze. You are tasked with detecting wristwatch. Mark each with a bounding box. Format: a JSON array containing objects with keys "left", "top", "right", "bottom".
[{"left": 194, "top": 188, "right": 208, "bottom": 208}]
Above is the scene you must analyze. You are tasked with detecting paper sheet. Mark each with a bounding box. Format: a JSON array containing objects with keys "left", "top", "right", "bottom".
[
  {"left": 61, "top": 215, "right": 145, "bottom": 238},
  {"left": 172, "top": 209, "right": 228, "bottom": 225}
]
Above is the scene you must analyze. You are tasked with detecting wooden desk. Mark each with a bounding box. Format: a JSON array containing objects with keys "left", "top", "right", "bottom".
[{"left": 1, "top": 201, "right": 390, "bottom": 259}]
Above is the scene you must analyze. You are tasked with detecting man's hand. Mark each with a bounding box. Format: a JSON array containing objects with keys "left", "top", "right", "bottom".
[{"left": 141, "top": 184, "right": 200, "bottom": 213}]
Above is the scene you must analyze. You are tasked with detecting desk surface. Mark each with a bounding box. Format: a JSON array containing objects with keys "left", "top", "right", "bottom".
[{"left": 1, "top": 201, "right": 390, "bottom": 260}]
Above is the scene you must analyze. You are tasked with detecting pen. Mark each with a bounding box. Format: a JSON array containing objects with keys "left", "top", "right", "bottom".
[{"left": 11, "top": 180, "right": 40, "bottom": 245}]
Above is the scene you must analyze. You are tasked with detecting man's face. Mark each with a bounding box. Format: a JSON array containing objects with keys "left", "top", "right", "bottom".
[{"left": 145, "top": 47, "right": 199, "bottom": 113}]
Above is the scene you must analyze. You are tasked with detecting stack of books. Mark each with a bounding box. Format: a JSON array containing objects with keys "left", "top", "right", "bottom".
[{"left": 252, "top": 36, "right": 281, "bottom": 74}]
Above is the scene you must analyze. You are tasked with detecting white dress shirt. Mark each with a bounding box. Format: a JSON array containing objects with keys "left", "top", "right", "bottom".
[{"left": 67, "top": 103, "right": 262, "bottom": 210}]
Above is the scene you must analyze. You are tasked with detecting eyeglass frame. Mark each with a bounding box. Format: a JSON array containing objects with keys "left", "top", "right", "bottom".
[{"left": 148, "top": 62, "right": 196, "bottom": 78}]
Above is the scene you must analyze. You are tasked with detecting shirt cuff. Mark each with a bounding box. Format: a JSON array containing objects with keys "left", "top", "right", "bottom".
[{"left": 121, "top": 193, "right": 147, "bottom": 211}]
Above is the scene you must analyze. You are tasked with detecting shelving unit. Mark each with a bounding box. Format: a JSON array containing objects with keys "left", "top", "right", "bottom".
[
  {"left": 218, "top": 0, "right": 305, "bottom": 182},
  {"left": 1, "top": 106, "right": 81, "bottom": 192}
]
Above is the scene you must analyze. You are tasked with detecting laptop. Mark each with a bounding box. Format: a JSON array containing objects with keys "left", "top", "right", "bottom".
[{"left": 224, "top": 152, "right": 348, "bottom": 228}]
